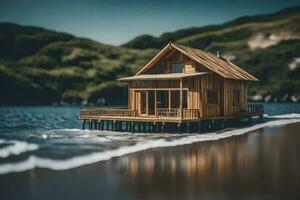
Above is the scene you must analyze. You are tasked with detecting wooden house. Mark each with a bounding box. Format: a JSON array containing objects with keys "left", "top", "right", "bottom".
[{"left": 80, "top": 43, "right": 263, "bottom": 133}]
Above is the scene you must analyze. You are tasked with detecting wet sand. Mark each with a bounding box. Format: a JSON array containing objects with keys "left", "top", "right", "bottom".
[{"left": 1, "top": 122, "right": 300, "bottom": 200}]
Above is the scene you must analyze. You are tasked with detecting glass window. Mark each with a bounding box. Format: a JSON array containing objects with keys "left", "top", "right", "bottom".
[
  {"left": 157, "top": 91, "right": 169, "bottom": 108},
  {"left": 207, "top": 90, "right": 218, "bottom": 104},
  {"left": 233, "top": 90, "right": 241, "bottom": 105},
  {"left": 170, "top": 90, "right": 187, "bottom": 108},
  {"left": 171, "top": 63, "right": 183, "bottom": 73}
]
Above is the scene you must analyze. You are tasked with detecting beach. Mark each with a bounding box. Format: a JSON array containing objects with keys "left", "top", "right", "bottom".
[{"left": 1, "top": 116, "right": 300, "bottom": 200}]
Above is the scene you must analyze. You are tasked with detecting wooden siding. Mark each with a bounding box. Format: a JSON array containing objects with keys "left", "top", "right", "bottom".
[
  {"left": 184, "top": 62, "right": 196, "bottom": 74},
  {"left": 145, "top": 51, "right": 197, "bottom": 74},
  {"left": 223, "top": 79, "right": 247, "bottom": 116},
  {"left": 129, "top": 80, "right": 180, "bottom": 89},
  {"left": 128, "top": 74, "right": 247, "bottom": 118}
]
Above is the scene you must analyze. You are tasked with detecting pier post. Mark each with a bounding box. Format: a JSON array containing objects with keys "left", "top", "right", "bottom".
[
  {"left": 131, "top": 122, "right": 135, "bottom": 134},
  {"left": 153, "top": 122, "right": 157, "bottom": 133},
  {"left": 99, "top": 120, "right": 102, "bottom": 130},
  {"left": 89, "top": 120, "right": 92, "bottom": 130},
  {"left": 220, "top": 119, "right": 224, "bottom": 129},
  {"left": 119, "top": 121, "right": 122, "bottom": 132},
  {"left": 82, "top": 120, "right": 86, "bottom": 130},
  {"left": 129, "top": 121, "right": 132, "bottom": 132},
  {"left": 155, "top": 122, "right": 159, "bottom": 133},
  {"left": 112, "top": 121, "right": 116, "bottom": 131},
  {"left": 143, "top": 122, "right": 146, "bottom": 133},
  {"left": 198, "top": 121, "right": 201, "bottom": 133},
  {"left": 259, "top": 115, "right": 263, "bottom": 122},
  {"left": 137, "top": 122, "right": 141, "bottom": 132},
  {"left": 248, "top": 117, "right": 252, "bottom": 124},
  {"left": 177, "top": 123, "right": 181, "bottom": 133},
  {"left": 126, "top": 121, "right": 129, "bottom": 132},
  {"left": 211, "top": 120, "right": 215, "bottom": 131},
  {"left": 187, "top": 122, "right": 190, "bottom": 133},
  {"left": 94, "top": 120, "right": 97, "bottom": 130},
  {"left": 106, "top": 120, "right": 109, "bottom": 131}
]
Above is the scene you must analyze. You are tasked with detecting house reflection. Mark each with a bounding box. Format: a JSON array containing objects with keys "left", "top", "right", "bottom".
[
  {"left": 114, "top": 135, "right": 251, "bottom": 186},
  {"left": 108, "top": 125, "right": 300, "bottom": 199}
]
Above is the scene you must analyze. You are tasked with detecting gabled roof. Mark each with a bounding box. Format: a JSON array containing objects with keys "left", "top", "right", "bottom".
[
  {"left": 135, "top": 43, "right": 258, "bottom": 81},
  {"left": 118, "top": 72, "right": 208, "bottom": 81}
]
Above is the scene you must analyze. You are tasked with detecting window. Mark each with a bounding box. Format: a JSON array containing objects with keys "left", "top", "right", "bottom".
[
  {"left": 233, "top": 90, "right": 241, "bottom": 105},
  {"left": 207, "top": 90, "right": 218, "bottom": 104},
  {"left": 170, "top": 90, "right": 187, "bottom": 108},
  {"left": 157, "top": 91, "right": 169, "bottom": 108},
  {"left": 171, "top": 63, "right": 183, "bottom": 73}
]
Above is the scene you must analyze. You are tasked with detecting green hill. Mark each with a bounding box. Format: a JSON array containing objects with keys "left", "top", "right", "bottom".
[
  {"left": 0, "top": 23, "right": 157, "bottom": 105},
  {"left": 0, "top": 6, "right": 300, "bottom": 105},
  {"left": 122, "top": 6, "right": 300, "bottom": 101}
]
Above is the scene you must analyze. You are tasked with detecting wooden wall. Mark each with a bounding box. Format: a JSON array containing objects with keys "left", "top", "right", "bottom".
[
  {"left": 223, "top": 79, "right": 247, "bottom": 116},
  {"left": 127, "top": 76, "right": 247, "bottom": 117},
  {"left": 185, "top": 73, "right": 221, "bottom": 117},
  {"left": 145, "top": 51, "right": 202, "bottom": 74}
]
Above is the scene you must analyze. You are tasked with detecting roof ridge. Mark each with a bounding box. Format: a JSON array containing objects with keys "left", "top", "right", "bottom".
[{"left": 135, "top": 42, "right": 258, "bottom": 81}]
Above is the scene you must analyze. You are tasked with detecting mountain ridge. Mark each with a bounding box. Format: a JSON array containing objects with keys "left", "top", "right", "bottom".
[{"left": 0, "top": 6, "right": 300, "bottom": 105}]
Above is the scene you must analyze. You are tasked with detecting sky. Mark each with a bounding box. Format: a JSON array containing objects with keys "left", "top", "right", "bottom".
[{"left": 0, "top": 0, "right": 299, "bottom": 45}]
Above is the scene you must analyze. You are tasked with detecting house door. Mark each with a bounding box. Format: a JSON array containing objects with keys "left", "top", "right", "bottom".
[
  {"left": 148, "top": 91, "right": 155, "bottom": 116},
  {"left": 139, "top": 91, "right": 147, "bottom": 115}
]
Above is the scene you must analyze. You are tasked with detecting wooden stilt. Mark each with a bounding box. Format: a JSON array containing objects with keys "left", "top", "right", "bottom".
[
  {"left": 82, "top": 120, "right": 85, "bottom": 130},
  {"left": 153, "top": 122, "right": 156, "bottom": 133},
  {"left": 119, "top": 121, "right": 122, "bottom": 132},
  {"left": 132, "top": 122, "right": 135, "bottom": 134},
  {"left": 94, "top": 120, "right": 97, "bottom": 130},
  {"left": 138, "top": 122, "right": 141, "bottom": 132},
  {"left": 211, "top": 120, "right": 215, "bottom": 131},
  {"left": 177, "top": 123, "right": 181, "bottom": 133},
  {"left": 126, "top": 121, "right": 129, "bottom": 132},
  {"left": 187, "top": 122, "right": 190, "bottom": 133},
  {"left": 106, "top": 120, "right": 109, "bottom": 131},
  {"left": 112, "top": 121, "right": 116, "bottom": 131}
]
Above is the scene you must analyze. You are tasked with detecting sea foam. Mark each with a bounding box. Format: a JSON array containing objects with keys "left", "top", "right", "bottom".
[
  {"left": 264, "top": 113, "right": 300, "bottom": 119},
  {"left": 0, "top": 114, "right": 299, "bottom": 175},
  {"left": 0, "top": 140, "right": 38, "bottom": 158}
]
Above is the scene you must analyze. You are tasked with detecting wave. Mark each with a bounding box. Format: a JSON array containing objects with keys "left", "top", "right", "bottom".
[
  {"left": 264, "top": 113, "right": 300, "bottom": 119},
  {"left": 0, "top": 140, "right": 38, "bottom": 158},
  {"left": 0, "top": 116, "right": 299, "bottom": 175},
  {"left": 0, "top": 124, "right": 38, "bottom": 130}
]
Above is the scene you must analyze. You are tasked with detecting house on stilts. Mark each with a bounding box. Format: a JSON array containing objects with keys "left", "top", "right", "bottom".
[{"left": 80, "top": 42, "right": 263, "bottom": 133}]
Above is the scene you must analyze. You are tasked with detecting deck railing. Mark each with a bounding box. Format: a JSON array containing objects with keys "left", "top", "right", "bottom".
[
  {"left": 247, "top": 104, "right": 264, "bottom": 114},
  {"left": 80, "top": 104, "right": 263, "bottom": 120},
  {"left": 80, "top": 108, "right": 201, "bottom": 120},
  {"left": 157, "top": 108, "right": 181, "bottom": 119},
  {"left": 80, "top": 108, "right": 137, "bottom": 118},
  {"left": 182, "top": 109, "right": 201, "bottom": 119}
]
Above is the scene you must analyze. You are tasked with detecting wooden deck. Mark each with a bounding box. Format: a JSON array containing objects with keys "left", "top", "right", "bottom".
[
  {"left": 80, "top": 104, "right": 263, "bottom": 122},
  {"left": 79, "top": 104, "right": 263, "bottom": 133}
]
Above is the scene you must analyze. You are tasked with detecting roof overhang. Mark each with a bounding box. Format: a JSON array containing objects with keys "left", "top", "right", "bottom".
[
  {"left": 118, "top": 72, "right": 208, "bottom": 82},
  {"left": 134, "top": 42, "right": 258, "bottom": 81}
]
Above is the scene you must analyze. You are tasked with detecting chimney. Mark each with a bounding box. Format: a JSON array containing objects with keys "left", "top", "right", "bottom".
[{"left": 217, "top": 51, "right": 221, "bottom": 58}]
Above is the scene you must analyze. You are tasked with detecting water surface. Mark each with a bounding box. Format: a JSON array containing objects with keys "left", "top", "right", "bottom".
[{"left": 0, "top": 103, "right": 300, "bottom": 199}]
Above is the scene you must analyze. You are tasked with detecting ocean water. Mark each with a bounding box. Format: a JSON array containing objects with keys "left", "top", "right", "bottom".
[{"left": 0, "top": 103, "right": 300, "bottom": 175}]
